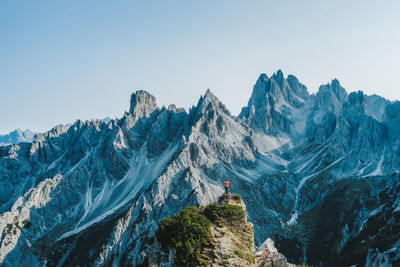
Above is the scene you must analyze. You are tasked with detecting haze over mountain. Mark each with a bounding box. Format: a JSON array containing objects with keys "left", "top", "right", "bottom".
[
  {"left": 0, "top": 129, "right": 35, "bottom": 145},
  {"left": 0, "top": 71, "right": 399, "bottom": 266}
]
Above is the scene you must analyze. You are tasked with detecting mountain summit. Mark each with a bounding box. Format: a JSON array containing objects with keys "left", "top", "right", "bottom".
[
  {"left": 0, "top": 71, "right": 399, "bottom": 266},
  {"left": 129, "top": 90, "right": 159, "bottom": 118},
  {"left": 239, "top": 71, "right": 309, "bottom": 135}
]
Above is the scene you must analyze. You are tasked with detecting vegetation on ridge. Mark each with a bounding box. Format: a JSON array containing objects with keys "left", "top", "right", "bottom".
[
  {"left": 203, "top": 202, "right": 245, "bottom": 228},
  {"left": 156, "top": 206, "right": 211, "bottom": 266},
  {"left": 155, "top": 196, "right": 247, "bottom": 266}
]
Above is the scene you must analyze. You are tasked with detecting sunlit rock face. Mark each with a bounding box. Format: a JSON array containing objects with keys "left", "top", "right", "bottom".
[{"left": 1, "top": 70, "right": 399, "bottom": 266}]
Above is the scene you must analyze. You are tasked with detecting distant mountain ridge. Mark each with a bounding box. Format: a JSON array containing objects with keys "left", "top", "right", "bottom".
[
  {"left": 0, "top": 129, "right": 35, "bottom": 145},
  {"left": 0, "top": 118, "right": 112, "bottom": 146},
  {"left": 0, "top": 70, "right": 399, "bottom": 266}
]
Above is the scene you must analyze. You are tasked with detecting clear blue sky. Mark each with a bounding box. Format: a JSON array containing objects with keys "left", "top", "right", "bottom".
[{"left": 1, "top": 0, "right": 399, "bottom": 134}]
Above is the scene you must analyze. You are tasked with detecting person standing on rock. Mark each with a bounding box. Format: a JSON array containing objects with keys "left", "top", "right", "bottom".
[{"left": 222, "top": 180, "right": 231, "bottom": 194}]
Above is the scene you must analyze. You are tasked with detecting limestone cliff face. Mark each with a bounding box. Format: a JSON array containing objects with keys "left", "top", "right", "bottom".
[{"left": 203, "top": 194, "right": 255, "bottom": 267}]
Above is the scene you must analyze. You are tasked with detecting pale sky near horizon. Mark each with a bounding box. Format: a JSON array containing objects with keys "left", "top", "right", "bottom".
[{"left": 1, "top": 0, "right": 399, "bottom": 134}]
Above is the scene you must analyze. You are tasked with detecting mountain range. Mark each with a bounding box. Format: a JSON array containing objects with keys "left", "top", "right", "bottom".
[
  {"left": 0, "top": 70, "right": 399, "bottom": 266},
  {"left": 0, "top": 129, "right": 35, "bottom": 145}
]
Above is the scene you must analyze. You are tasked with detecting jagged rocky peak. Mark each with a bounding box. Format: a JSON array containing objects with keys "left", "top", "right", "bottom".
[
  {"left": 347, "top": 90, "right": 366, "bottom": 109},
  {"left": 331, "top": 78, "right": 348, "bottom": 103},
  {"left": 270, "top": 69, "right": 290, "bottom": 94},
  {"left": 240, "top": 70, "right": 310, "bottom": 115},
  {"left": 271, "top": 69, "right": 309, "bottom": 106},
  {"left": 204, "top": 88, "right": 217, "bottom": 101},
  {"left": 271, "top": 69, "right": 285, "bottom": 88},
  {"left": 366, "top": 94, "right": 390, "bottom": 122},
  {"left": 239, "top": 70, "right": 308, "bottom": 135},
  {"left": 197, "top": 89, "right": 230, "bottom": 115},
  {"left": 253, "top": 71, "right": 285, "bottom": 105},
  {"left": 287, "top": 74, "right": 309, "bottom": 99},
  {"left": 167, "top": 104, "right": 185, "bottom": 113},
  {"left": 343, "top": 91, "right": 367, "bottom": 123},
  {"left": 188, "top": 89, "right": 231, "bottom": 131},
  {"left": 185, "top": 89, "right": 256, "bottom": 166},
  {"left": 34, "top": 124, "right": 69, "bottom": 142},
  {"left": 314, "top": 79, "right": 348, "bottom": 114},
  {"left": 258, "top": 72, "right": 269, "bottom": 82},
  {"left": 129, "top": 90, "right": 159, "bottom": 118}
]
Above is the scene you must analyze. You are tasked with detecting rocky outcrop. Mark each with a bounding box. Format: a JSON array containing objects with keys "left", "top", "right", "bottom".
[
  {"left": 204, "top": 194, "right": 255, "bottom": 266},
  {"left": 239, "top": 70, "right": 309, "bottom": 135},
  {"left": 129, "top": 90, "right": 159, "bottom": 118},
  {"left": 144, "top": 194, "right": 295, "bottom": 267},
  {"left": 255, "top": 238, "right": 296, "bottom": 267}
]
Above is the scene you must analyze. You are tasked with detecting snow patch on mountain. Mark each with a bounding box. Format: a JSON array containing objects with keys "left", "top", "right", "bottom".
[{"left": 60, "top": 143, "right": 179, "bottom": 240}]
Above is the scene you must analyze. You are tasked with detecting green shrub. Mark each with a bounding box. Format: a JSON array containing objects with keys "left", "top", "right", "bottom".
[
  {"left": 22, "top": 219, "right": 32, "bottom": 229},
  {"left": 203, "top": 203, "right": 245, "bottom": 227},
  {"left": 5, "top": 224, "right": 13, "bottom": 234},
  {"left": 156, "top": 217, "right": 176, "bottom": 251},
  {"left": 231, "top": 195, "right": 242, "bottom": 203},
  {"left": 156, "top": 206, "right": 211, "bottom": 266}
]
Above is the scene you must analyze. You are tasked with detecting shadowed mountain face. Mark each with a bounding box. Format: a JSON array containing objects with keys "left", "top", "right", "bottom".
[{"left": 0, "top": 71, "right": 399, "bottom": 266}]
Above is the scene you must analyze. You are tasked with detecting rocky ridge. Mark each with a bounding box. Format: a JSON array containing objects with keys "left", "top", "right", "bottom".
[
  {"left": 0, "top": 129, "right": 35, "bottom": 145},
  {"left": 145, "top": 194, "right": 295, "bottom": 267},
  {"left": 0, "top": 70, "right": 399, "bottom": 266}
]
